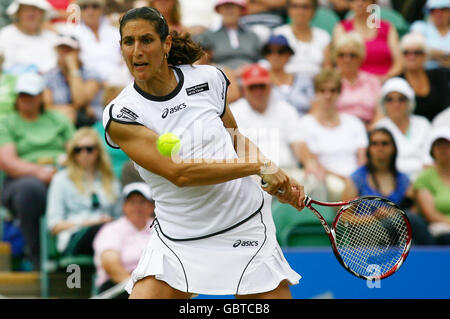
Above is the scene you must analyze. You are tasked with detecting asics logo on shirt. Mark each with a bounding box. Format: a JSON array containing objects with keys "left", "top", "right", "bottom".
[
  {"left": 233, "top": 240, "right": 259, "bottom": 248},
  {"left": 161, "top": 102, "right": 187, "bottom": 119}
]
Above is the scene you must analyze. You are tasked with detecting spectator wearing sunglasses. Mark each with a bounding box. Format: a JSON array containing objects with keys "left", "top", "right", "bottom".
[
  {"left": 410, "top": 0, "right": 450, "bottom": 70},
  {"left": 333, "top": 0, "right": 403, "bottom": 81},
  {"left": 0, "top": 72, "right": 75, "bottom": 270},
  {"left": 398, "top": 32, "right": 449, "bottom": 123},
  {"left": 374, "top": 77, "right": 432, "bottom": 180},
  {"left": 46, "top": 127, "right": 120, "bottom": 257},
  {"left": 342, "top": 127, "right": 435, "bottom": 245},
  {"left": 333, "top": 31, "right": 383, "bottom": 129},
  {"left": 261, "top": 34, "right": 315, "bottom": 116}
]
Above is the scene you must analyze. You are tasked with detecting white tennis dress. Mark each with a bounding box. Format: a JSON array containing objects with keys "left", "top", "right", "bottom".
[{"left": 103, "top": 64, "right": 300, "bottom": 295}]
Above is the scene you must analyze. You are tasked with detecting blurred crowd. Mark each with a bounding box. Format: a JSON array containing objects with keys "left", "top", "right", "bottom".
[{"left": 0, "top": 0, "right": 448, "bottom": 294}]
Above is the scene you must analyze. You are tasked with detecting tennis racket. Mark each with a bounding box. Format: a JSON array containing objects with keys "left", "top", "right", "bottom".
[{"left": 261, "top": 180, "right": 412, "bottom": 280}]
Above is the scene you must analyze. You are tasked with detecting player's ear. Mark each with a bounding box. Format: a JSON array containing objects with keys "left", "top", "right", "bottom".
[{"left": 164, "top": 34, "right": 172, "bottom": 57}]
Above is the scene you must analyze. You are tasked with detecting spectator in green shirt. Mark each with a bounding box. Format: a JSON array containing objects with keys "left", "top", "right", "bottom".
[
  {"left": 414, "top": 126, "right": 450, "bottom": 245},
  {"left": 0, "top": 72, "right": 75, "bottom": 269}
]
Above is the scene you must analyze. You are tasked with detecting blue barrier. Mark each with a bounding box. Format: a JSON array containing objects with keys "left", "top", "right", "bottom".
[{"left": 197, "top": 247, "right": 450, "bottom": 299}]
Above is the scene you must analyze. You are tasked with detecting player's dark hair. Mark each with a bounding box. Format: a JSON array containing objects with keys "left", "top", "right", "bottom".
[
  {"left": 119, "top": 7, "right": 204, "bottom": 65},
  {"left": 367, "top": 127, "right": 398, "bottom": 191}
]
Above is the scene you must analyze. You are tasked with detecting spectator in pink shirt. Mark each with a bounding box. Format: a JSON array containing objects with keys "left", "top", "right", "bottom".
[
  {"left": 333, "top": 0, "right": 403, "bottom": 81},
  {"left": 333, "top": 31, "right": 383, "bottom": 128},
  {"left": 93, "top": 182, "right": 155, "bottom": 298}
]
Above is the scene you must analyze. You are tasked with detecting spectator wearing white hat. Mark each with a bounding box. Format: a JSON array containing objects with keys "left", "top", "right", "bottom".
[
  {"left": 0, "top": 72, "right": 75, "bottom": 270},
  {"left": 410, "top": 0, "right": 450, "bottom": 69},
  {"left": 93, "top": 182, "right": 154, "bottom": 298},
  {"left": 0, "top": 0, "right": 57, "bottom": 73},
  {"left": 374, "top": 77, "right": 433, "bottom": 180},
  {"left": 398, "top": 32, "right": 449, "bottom": 123},
  {"left": 43, "top": 33, "right": 102, "bottom": 128},
  {"left": 414, "top": 126, "right": 450, "bottom": 245},
  {"left": 194, "top": 0, "right": 262, "bottom": 71}
]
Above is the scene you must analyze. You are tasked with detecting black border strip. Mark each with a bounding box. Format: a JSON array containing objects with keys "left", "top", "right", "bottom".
[
  {"left": 157, "top": 192, "right": 264, "bottom": 242},
  {"left": 235, "top": 210, "right": 268, "bottom": 295},
  {"left": 154, "top": 221, "right": 190, "bottom": 292},
  {"left": 104, "top": 104, "right": 145, "bottom": 149},
  {"left": 133, "top": 66, "right": 184, "bottom": 102},
  {"left": 216, "top": 67, "right": 230, "bottom": 118}
]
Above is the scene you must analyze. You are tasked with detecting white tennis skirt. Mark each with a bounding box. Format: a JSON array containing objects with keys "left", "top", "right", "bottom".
[{"left": 125, "top": 194, "right": 301, "bottom": 296}]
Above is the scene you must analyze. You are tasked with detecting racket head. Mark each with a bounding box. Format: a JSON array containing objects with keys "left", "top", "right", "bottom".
[{"left": 329, "top": 196, "right": 412, "bottom": 280}]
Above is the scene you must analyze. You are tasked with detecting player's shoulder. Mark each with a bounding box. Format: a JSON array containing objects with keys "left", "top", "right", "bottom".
[
  {"left": 103, "top": 83, "right": 143, "bottom": 124},
  {"left": 177, "top": 64, "right": 224, "bottom": 78}
]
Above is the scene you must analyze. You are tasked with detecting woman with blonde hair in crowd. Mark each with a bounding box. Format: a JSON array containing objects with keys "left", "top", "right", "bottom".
[
  {"left": 398, "top": 32, "right": 449, "bottom": 123},
  {"left": 298, "top": 68, "right": 368, "bottom": 201},
  {"left": 46, "top": 127, "right": 121, "bottom": 257},
  {"left": 333, "top": 31, "right": 383, "bottom": 128}
]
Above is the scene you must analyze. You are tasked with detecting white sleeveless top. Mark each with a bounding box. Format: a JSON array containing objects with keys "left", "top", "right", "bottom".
[{"left": 103, "top": 64, "right": 263, "bottom": 239}]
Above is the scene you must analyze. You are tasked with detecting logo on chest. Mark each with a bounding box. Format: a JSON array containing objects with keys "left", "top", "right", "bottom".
[
  {"left": 161, "top": 102, "right": 187, "bottom": 119},
  {"left": 186, "top": 82, "right": 209, "bottom": 96}
]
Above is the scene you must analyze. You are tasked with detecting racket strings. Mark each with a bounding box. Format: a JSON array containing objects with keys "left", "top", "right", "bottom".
[{"left": 334, "top": 199, "right": 409, "bottom": 278}]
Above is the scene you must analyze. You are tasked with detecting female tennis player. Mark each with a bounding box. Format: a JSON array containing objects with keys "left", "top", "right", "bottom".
[{"left": 103, "top": 7, "right": 305, "bottom": 299}]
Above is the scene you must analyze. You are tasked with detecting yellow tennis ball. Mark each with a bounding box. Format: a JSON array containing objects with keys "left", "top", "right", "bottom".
[{"left": 157, "top": 132, "right": 181, "bottom": 157}]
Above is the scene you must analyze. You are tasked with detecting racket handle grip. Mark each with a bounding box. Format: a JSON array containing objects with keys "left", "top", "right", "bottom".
[
  {"left": 261, "top": 178, "right": 285, "bottom": 194},
  {"left": 261, "top": 179, "right": 310, "bottom": 205}
]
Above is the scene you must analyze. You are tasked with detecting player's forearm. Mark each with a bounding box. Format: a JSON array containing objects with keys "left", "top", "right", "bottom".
[{"left": 171, "top": 159, "right": 263, "bottom": 187}]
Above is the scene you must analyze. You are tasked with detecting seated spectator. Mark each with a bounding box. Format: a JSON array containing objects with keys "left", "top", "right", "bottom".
[
  {"left": 68, "top": 0, "right": 122, "bottom": 88},
  {"left": 333, "top": 31, "right": 383, "bottom": 128},
  {"left": 230, "top": 64, "right": 327, "bottom": 200},
  {"left": 342, "top": 127, "right": 434, "bottom": 245},
  {"left": 0, "top": 72, "right": 75, "bottom": 270},
  {"left": 46, "top": 127, "right": 120, "bottom": 257},
  {"left": 398, "top": 32, "right": 449, "bottom": 122},
  {"left": 93, "top": 182, "right": 154, "bottom": 298},
  {"left": 273, "top": 0, "right": 332, "bottom": 78},
  {"left": 432, "top": 106, "right": 450, "bottom": 128},
  {"left": 147, "top": 0, "right": 185, "bottom": 33},
  {"left": 262, "top": 34, "right": 315, "bottom": 116},
  {"left": 414, "top": 126, "right": 450, "bottom": 245},
  {"left": 194, "top": 0, "right": 262, "bottom": 71},
  {"left": 179, "top": 0, "right": 221, "bottom": 36},
  {"left": 239, "top": 0, "right": 288, "bottom": 40},
  {"left": 0, "top": 0, "right": 57, "bottom": 74},
  {"left": 410, "top": 0, "right": 450, "bottom": 70},
  {"left": 374, "top": 77, "right": 432, "bottom": 180},
  {"left": 297, "top": 68, "right": 368, "bottom": 201},
  {"left": 333, "top": 0, "right": 403, "bottom": 80},
  {"left": 43, "top": 33, "right": 102, "bottom": 128}
]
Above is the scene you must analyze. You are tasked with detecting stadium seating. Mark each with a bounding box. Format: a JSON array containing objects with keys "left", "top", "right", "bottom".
[
  {"left": 272, "top": 199, "right": 336, "bottom": 247},
  {"left": 310, "top": 7, "right": 341, "bottom": 35},
  {"left": 39, "top": 215, "right": 94, "bottom": 298}
]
